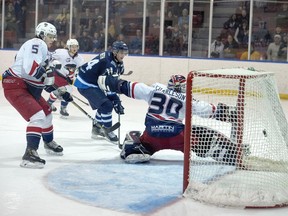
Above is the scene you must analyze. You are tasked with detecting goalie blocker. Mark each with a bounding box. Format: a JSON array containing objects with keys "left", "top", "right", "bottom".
[{"left": 121, "top": 127, "right": 239, "bottom": 165}]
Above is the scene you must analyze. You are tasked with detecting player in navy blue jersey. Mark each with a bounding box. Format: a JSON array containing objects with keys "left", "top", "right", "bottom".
[{"left": 74, "top": 41, "right": 128, "bottom": 143}]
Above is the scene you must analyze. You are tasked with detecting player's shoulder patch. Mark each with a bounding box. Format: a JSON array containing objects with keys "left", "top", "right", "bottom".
[{"left": 99, "top": 52, "right": 106, "bottom": 59}]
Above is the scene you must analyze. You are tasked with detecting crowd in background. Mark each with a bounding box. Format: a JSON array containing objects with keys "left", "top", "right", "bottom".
[
  {"left": 210, "top": 2, "right": 288, "bottom": 61},
  {"left": 1, "top": 0, "right": 288, "bottom": 62}
]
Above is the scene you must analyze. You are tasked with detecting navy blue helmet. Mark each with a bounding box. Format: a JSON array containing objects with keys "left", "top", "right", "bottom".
[{"left": 112, "top": 41, "right": 129, "bottom": 54}]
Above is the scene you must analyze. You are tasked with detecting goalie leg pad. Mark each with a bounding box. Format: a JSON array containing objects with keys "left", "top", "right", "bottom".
[
  {"left": 125, "top": 131, "right": 142, "bottom": 142},
  {"left": 119, "top": 131, "right": 142, "bottom": 149},
  {"left": 120, "top": 133, "right": 151, "bottom": 163}
]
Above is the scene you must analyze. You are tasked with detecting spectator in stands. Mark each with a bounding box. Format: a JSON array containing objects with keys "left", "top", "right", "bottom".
[
  {"left": 168, "top": 24, "right": 182, "bottom": 55},
  {"left": 178, "top": 8, "right": 189, "bottom": 29},
  {"left": 165, "top": 10, "right": 178, "bottom": 28},
  {"left": 80, "top": 7, "right": 93, "bottom": 34},
  {"left": 93, "top": 7, "right": 104, "bottom": 20},
  {"left": 46, "top": 14, "right": 56, "bottom": 26},
  {"left": 181, "top": 23, "right": 189, "bottom": 55},
  {"left": 116, "top": 33, "right": 125, "bottom": 41},
  {"left": 278, "top": 34, "right": 287, "bottom": 61},
  {"left": 55, "top": 8, "right": 69, "bottom": 36},
  {"left": 77, "top": 29, "right": 93, "bottom": 52},
  {"left": 276, "top": 3, "right": 288, "bottom": 28},
  {"left": 234, "top": 20, "right": 249, "bottom": 48},
  {"left": 223, "top": 34, "right": 239, "bottom": 59},
  {"left": 5, "top": 3, "right": 17, "bottom": 32},
  {"left": 172, "top": 1, "right": 189, "bottom": 17},
  {"left": 266, "top": 34, "right": 282, "bottom": 61},
  {"left": 223, "top": 14, "right": 239, "bottom": 35},
  {"left": 108, "top": 18, "right": 117, "bottom": 40},
  {"left": 14, "top": 0, "right": 27, "bottom": 38},
  {"left": 93, "top": 16, "right": 105, "bottom": 34},
  {"left": 54, "top": 39, "right": 66, "bottom": 49},
  {"left": 253, "top": 20, "right": 270, "bottom": 47},
  {"left": 151, "top": 9, "right": 161, "bottom": 28},
  {"left": 240, "top": 42, "right": 262, "bottom": 60},
  {"left": 236, "top": 8, "right": 249, "bottom": 27},
  {"left": 130, "top": 29, "right": 142, "bottom": 54},
  {"left": 271, "top": 26, "right": 286, "bottom": 43},
  {"left": 92, "top": 31, "right": 104, "bottom": 53},
  {"left": 210, "top": 36, "right": 224, "bottom": 58}
]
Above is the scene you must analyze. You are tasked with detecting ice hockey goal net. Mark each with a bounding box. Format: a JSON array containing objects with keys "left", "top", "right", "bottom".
[{"left": 183, "top": 68, "right": 288, "bottom": 208}]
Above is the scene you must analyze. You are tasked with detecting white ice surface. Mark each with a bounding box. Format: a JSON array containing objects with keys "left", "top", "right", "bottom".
[{"left": 1, "top": 85, "right": 288, "bottom": 216}]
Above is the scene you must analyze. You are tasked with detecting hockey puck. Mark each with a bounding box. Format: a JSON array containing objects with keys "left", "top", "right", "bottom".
[{"left": 263, "top": 129, "right": 267, "bottom": 137}]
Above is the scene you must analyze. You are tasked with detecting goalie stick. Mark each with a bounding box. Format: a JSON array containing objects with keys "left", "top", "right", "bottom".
[{"left": 71, "top": 101, "right": 120, "bottom": 133}]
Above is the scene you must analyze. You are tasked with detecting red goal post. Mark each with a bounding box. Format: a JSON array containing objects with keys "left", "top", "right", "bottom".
[{"left": 183, "top": 68, "right": 288, "bottom": 208}]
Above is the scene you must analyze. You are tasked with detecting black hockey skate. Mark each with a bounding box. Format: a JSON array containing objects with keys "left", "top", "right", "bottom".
[
  {"left": 20, "top": 148, "right": 46, "bottom": 169},
  {"left": 91, "top": 122, "right": 121, "bottom": 144},
  {"left": 91, "top": 123, "right": 105, "bottom": 139},
  {"left": 44, "top": 140, "right": 63, "bottom": 156},
  {"left": 60, "top": 106, "right": 69, "bottom": 117},
  {"left": 104, "top": 131, "right": 119, "bottom": 143}
]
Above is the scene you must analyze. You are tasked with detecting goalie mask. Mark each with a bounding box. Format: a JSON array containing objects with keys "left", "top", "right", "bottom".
[{"left": 167, "top": 75, "right": 186, "bottom": 93}]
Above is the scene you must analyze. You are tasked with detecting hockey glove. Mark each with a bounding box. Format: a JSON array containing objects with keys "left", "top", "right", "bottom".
[
  {"left": 98, "top": 75, "right": 120, "bottom": 92},
  {"left": 61, "top": 92, "right": 73, "bottom": 102},
  {"left": 49, "top": 60, "right": 62, "bottom": 71},
  {"left": 113, "top": 99, "right": 125, "bottom": 115},
  {"left": 213, "top": 103, "right": 229, "bottom": 122},
  {"left": 55, "top": 86, "right": 73, "bottom": 102},
  {"left": 42, "top": 68, "right": 55, "bottom": 86}
]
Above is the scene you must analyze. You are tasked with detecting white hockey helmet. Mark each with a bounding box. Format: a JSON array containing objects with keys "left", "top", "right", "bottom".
[
  {"left": 35, "top": 22, "right": 57, "bottom": 40},
  {"left": 66, "top": 39, "right": 79, "bottom": 50}
]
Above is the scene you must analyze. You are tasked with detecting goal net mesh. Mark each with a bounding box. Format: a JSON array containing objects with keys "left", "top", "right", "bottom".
[{"left": 183, "top": 68, "right": 288, "bottom": 208}]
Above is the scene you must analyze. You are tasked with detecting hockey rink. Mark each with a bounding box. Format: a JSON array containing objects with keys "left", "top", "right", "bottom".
[{"left": 1, "top": 85, "right": 288, "bottom": 216}]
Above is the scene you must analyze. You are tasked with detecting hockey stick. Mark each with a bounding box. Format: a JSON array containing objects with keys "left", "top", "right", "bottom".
[
  {"left": 71, "top": 101, "right": 94, "bottom": 121},
  {"left": 117, "top": 97, "right": 121, "bottom": 148},
  {"left": 71, "top": 100, "right": 120, "bottom": 133},
  {"left": 72, "top": 94, "right": 89, "bottom": 106},
  {"left": 122, "top": 70, "right": 133, "bottom": 76}
]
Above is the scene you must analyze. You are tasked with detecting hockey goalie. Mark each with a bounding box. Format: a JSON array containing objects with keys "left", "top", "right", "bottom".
[{"left": 98, "top": 74, "right": 239, "bottom": 164}]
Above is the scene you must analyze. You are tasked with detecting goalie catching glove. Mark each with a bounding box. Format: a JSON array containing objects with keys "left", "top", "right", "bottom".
[{"left": 213, "top": 103, "right": 237, "bottom": 122}]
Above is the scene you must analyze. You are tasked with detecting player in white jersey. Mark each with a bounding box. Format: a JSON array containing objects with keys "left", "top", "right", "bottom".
[
  {"left": 47, "top": 39, "right": 84, "bottom": 117},
  {"left": 98, "top": 75, "right": 237, "bottom": 164},
  {"left": 2, "top": 22, "right": 73, "bottom": 168}
]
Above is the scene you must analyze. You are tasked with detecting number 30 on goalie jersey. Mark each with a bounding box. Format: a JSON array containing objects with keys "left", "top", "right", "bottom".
[
  {"left": 129, "top": 82, "right": 186, "bottom": 122},
  {"left": 127, "top": 81, "right": 216, "bottom": 137}
]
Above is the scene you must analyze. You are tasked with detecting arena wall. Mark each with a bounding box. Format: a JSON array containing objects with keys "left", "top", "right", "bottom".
[{"left": 1, "top": 50, "right": 287, "bottom": 98}]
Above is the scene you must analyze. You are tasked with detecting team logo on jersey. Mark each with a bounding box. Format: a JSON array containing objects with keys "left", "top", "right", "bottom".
[{"left": 151, "top": 125, "right": 175, "bottom": 133}]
